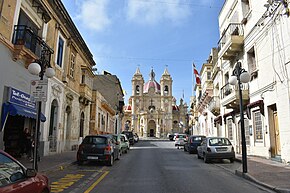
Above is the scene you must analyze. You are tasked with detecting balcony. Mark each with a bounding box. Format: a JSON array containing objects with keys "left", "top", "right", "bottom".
[
  {"left": 79, "top": 83, "right": 92, "bottom": 105},
  {"left": 218, "top": 23, "right": 244, "bottom": 60},
  {"left": 208, "top": 96, "right": 220, "bottom": 116},
  {"left": 220, "top": 83, "right": 249, "bottom": 109},
  {"left": 12, "top": 25, "right": 53, "bottom": 64},
  {"left": 197, "top": 87, "right": 213, "bottom": 113}
]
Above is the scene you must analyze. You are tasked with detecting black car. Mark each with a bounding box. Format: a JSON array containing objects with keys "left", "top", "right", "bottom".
[
  {"left": 77, "top": 135, "right": 120, "bottom": 166},
  {"left": 121, "top": 131, "right": 134, "bottom": 145},
  {"left": 184, "top": 135, "right": 206, "bottom": 154}
]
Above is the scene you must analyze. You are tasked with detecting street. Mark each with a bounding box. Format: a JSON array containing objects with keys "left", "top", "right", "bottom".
[{"left": 46, "top": 140, "right": 275, "bottom": 193}]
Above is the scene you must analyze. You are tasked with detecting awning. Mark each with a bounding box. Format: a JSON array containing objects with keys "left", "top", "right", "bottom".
[
  {"left": 246, "top": 100, "right": 264, "bottom": 119},
  {"left": 1, "top": 103, "right": 46, "bottom": 130}
]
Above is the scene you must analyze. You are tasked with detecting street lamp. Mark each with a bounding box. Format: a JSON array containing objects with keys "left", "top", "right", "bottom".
[
  {"left": 28, "top": 50, "right": 55, "bottom": 171},
  {"left": 229, "top": 61, "right": 250, "bottom": 173}
]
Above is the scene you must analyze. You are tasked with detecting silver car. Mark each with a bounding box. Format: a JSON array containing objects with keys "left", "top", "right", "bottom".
[{"left": 197, "top": 137, "right": 235, "bottom": 163}]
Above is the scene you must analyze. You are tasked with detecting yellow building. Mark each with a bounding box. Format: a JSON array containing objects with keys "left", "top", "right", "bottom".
[
  {"left": 0, "top": 0, "right": 95, "bottom": 156},
  {"left": 123, "top": 68, "right": 188, "bottom": 138}
]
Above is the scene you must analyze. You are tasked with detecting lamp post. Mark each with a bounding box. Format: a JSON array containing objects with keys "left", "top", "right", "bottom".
[
  {"left": 229, "top": 61, "right": 250, "bottom": 173},
  {"left": 28, "top": 50, "right": 55, "bottom": 171}
]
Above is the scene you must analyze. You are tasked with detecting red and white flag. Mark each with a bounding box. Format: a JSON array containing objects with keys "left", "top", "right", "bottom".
[{"left": 193, "top": 62, "right": 201, "bottom": 84}]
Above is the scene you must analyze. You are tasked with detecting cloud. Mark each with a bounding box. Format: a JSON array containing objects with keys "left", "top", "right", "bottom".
[
  {"left": 126, "top": 0, "right": 191, "bottom": 25},
  {"left": 75, "top": 0, "right": 111, "bottom": 31}
]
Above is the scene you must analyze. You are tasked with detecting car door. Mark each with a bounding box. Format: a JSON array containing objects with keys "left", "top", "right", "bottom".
[{"left": 0, "top": 153, "right": 39, "bottom": 193}]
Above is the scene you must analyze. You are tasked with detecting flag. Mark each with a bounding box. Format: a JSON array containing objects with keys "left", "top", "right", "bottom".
[{"left": 193, "top": 62, "right": 201, "bottom": 84}]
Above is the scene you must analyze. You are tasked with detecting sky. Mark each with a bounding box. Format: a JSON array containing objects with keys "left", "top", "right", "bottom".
[{"left": 61, "top": 0, "right": 225, "bottom": 106}]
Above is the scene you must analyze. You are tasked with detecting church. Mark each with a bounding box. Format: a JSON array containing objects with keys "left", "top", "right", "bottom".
[{"left": 122, "top": 68, "right": 188, "bottom": 138}]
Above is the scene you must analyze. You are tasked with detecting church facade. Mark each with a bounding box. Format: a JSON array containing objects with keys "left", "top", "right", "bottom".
[{"left": 122, "top": 68, "right": 188, "bottom": 138}]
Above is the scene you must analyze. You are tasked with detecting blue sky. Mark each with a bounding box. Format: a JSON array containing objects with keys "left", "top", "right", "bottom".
[{"left": 62, "top": 0, "right": 224, "bottom": 105}]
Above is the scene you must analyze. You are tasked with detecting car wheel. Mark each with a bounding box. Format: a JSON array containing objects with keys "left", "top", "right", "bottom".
[
  {"left": 107, "top": 155, "right": 114, "bottom": 166},
  {"left": 203, "top": 154, "right": 210, "bottom": 163},
  {"left": 230, "top": 158, "right": 234, "bottom": 163},
  {"left": 41, "top": 189, "right": 49, "bottom": 193},
  {"left": 184, "top": 147, "right": 186, "bottom": 152},
  {"left": 189, "top": 150, "right": 193, "bottom": 154}
]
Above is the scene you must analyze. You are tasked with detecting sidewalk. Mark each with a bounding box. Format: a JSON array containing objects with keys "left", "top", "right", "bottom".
[
  {"left": 223, "top": 155, "right": 290, "bottom": 193},
  {"left": 18, "top": 151, "right": 77, "bottom": 173}
]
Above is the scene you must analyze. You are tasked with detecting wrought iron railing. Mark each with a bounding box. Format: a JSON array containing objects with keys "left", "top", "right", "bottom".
[
  {"left": 12, "top": 25, "right": 53, "bottom": 60},
  {"left": 217, "top": 23, "right": 244, "bottom": 52},
  {"left": 220, "top": 82, "right": 249, "bottom": 100}
]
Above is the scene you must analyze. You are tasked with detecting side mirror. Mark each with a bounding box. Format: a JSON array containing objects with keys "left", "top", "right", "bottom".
[{"left": 26, "top": 168, "right": 37, "bottom": 177}]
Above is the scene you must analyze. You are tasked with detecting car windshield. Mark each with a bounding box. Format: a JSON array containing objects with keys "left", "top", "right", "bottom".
[
  {"left": 209, "top": 138, "right": 231, "bottom": 146},
  {"left": 83, "top": 136, "right": 107, "bottom": 144},
  {"left": 122, "top": 131, "right": 133, "bottom": 138}
]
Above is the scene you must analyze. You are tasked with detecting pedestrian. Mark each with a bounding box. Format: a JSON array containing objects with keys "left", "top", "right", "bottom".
[{"left": 23, "top": 128, "right": 32, "bottom": 158}]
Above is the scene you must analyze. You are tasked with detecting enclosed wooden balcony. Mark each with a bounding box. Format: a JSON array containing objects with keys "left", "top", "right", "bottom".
[
  {"left": 79, "top": 84, "right": 92, "bottom": 105},
  {"left": 218, "top": 23, "right": 244, "bottom": 60},
  {"left": 220, "top": 83, "right": 249, "bottom": 109}
]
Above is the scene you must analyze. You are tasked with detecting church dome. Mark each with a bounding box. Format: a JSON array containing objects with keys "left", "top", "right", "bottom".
[
  {"left": 143, "top": 68, "right": 161, "bottom": 93},
  {"left": 143, "top": 80, "right": 161, "bottom": 93}
]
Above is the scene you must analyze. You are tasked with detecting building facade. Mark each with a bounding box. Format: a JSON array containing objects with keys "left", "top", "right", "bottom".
[
  {"left": 0, "top": 0, "right": 95, "bottom": 156},
  {"left": 123, "top": 68, "right": 188, "bottom": 138},
  {"left": 191, "top": 0, "right": 290, "bottom": 163}
]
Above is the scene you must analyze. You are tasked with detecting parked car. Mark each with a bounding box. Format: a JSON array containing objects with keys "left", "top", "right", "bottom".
[
  {"left": 133, "top": 133, "right": 139, "bottom": 143},
  {"left": 174, "top": 134, "right": 188, "bottom": 149},
  {"left": 120, "top": 134, "right": 130, "bottom": 154},
  {"left": 0, "top": 150, "right": 50, "bottom": 193},
  {"left": 197, "top": 137, "right": 235, "bottom": 163},
  {"left": 184, "top": 135, "right": 206, "bottom": 154},
  {"left": 121, "top": 131, "right": 134, "bottom": 145},
  {"left": 113, "top": 134, "right": 123, "bottom": 158},
  {"left": 77, "top": 135, "right": 120, "bottom": 166}
]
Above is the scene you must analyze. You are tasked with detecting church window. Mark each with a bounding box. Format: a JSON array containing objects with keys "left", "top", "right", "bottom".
[
  {"left": 135, "top": 85, "right": 140, "bottom": 95},
  {"left": 164, "top": 85, "right": 169, "bottom": 95}
]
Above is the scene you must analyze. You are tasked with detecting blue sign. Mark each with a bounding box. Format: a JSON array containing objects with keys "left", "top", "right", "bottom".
[{"left": 8, "top": 87, "right": 36, "bottom": 109}]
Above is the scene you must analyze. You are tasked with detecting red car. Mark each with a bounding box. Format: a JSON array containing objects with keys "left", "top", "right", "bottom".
[{"left": 0, "top": 150, "right": 50, "bottom": 193}]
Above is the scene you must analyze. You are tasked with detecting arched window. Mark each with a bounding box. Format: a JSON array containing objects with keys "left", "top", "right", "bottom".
[
  {"left": 164, "top": 85, "right": 169, "bottom": 95},
  {"left": 136, "top": 85, "right": 140, "bottom": 95}
]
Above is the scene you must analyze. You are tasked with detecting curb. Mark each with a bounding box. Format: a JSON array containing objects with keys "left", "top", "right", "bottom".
[{"left": 235, "top": 170, "right": 290, "bottom": 193}]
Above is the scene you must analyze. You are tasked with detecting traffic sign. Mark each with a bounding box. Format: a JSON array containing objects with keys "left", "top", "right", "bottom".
[{"left": 30, "top": 80, "right": 48, "bottom": 102}]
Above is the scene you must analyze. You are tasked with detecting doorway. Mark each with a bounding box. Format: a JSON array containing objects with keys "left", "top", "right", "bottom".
[
  {"left": 49, "top": 100, "right": 58, "bottom": 152},
  {"left": 268, "top": 104, "right": 281, "bottom": 158},
  {"left": 148, "top": 120, "right": 156, "bottom": 137}
]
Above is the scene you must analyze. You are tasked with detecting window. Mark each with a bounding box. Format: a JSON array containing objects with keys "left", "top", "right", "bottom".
[
  {"left": 69, "top": 52, "right": 76, "bottom": 78},
  {"left": 247, "top": 47, "right": 257, "bottom": 78},
  {"left": 135, "top": 85, "right": 140, "bottom": 95},
  {"left": 56, "top": 36, "right": 65, "bottom": 67},
  {"left": 254, "top": 111, "right": 263, "bottom": 141},
  {"left": 164, "top": 85, "right": 169, "bottom": 95},
  {"left": 0, "top": 153, "right": 25, "bottom": 187},
  {"left": 227, "top": 119, "right": 233, "bottom": 140},
  {"left": 241, "top": 0, "right": 250, "bottom": 18},
  {"left": 97, "top": 112, "right": 101, "bottom": 128},
  {"left": 207, "top": 71, "right": 211, "bottom": 80}
]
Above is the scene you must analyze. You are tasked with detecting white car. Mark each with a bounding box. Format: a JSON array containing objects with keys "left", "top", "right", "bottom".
[{"left": 174, "top": 134, "right": 188, "bottom": 149}]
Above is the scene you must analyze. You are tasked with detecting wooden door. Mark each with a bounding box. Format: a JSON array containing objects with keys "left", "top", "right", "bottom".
[{"left": 273, "top": 112, "right": 281, "bottom": 155}]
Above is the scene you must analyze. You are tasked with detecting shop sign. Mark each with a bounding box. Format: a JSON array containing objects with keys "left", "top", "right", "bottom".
[{"left": 8, "top": 87, "right": 36, "bottom": 109}]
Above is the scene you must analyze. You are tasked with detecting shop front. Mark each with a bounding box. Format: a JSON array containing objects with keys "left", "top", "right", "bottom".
[{"left": 1, "top": 87, "right": 46, "bottom": 157}]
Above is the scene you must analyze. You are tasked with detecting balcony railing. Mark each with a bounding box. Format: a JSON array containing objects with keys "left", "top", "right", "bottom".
[
  {"left": 217, "top": 23, "right": 244, "bottom": 60},
  {"left": 218, "top": 23, "right": 244, "bottom": 51},
  {"left": 12, "top": 25, "right": 53, "bottom": 59},
  {"left": 220, "top": 82, "right": 249, "bottom": 109}
]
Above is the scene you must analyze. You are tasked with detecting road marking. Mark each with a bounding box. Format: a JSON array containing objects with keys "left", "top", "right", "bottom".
[
  {"left": 84, "top": 171, "right": 109, "bottom": 193},
  {"left": 51, "top": 174, "right": 84, "bottom": 193}
]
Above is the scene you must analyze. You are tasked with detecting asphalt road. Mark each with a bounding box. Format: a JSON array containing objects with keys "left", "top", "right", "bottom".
[{"left": 47, "top": 140, "right": 275, "bottom": 193}]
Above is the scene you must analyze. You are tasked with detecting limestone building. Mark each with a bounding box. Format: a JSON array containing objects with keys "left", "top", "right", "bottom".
[{"left": 123, "top": 68, "right": 188, "bottom": 138}]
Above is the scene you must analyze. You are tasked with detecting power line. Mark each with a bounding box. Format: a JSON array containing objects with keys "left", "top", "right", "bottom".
[{"left": 94, "top": 55, "right": 203, "bottom": 62}]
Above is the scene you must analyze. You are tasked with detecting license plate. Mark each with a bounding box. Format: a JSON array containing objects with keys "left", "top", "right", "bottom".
[{"left": 87, "top": 156, "right": 98, "bottom": 160}]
